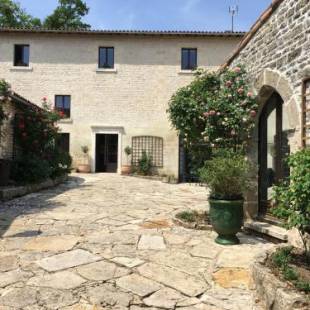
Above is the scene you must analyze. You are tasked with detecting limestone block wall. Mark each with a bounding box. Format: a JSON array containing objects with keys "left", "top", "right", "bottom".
[
  {"left": 0, "top": 32, "right": 241, "bottom": 176},
  {"left": 0, "top": 102, "right": 15, "bottom": 160},
  {"left": 228, "top": 0, "right": 310, "bottom": 217}
]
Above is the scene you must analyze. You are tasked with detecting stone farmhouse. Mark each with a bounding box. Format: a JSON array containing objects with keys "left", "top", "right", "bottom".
[
  {"left": 0, "top": 0, "right": 309, "bottom": 222},
  {"left": 223, "top": 0, "right": 310, "bottom": 220},
  {"left": 0, "top": 28, "right": 243, "bottom": 177}
]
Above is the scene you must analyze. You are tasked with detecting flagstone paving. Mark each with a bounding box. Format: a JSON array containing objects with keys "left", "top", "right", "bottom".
[{"left": 0, "top": 173, "right": 275, "bottom": 309}]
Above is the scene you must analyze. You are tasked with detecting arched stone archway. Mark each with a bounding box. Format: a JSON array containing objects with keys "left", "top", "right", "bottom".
[{"left": 244, "top": 69, "right": 301, "bottom": 219}]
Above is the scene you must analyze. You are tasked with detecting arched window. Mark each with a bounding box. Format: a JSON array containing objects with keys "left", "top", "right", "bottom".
[{"left": 132, "top": 136, "right": 163, "bottom": 167}]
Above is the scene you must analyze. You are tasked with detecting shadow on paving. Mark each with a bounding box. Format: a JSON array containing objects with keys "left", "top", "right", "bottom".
[{"left": 0, "top": 175, "right": 88, "bottom": 238}]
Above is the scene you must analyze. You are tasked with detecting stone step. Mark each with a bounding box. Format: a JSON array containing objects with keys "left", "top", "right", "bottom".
[{"left": 244, "top": 220, "right": 288, "bottom": 241}]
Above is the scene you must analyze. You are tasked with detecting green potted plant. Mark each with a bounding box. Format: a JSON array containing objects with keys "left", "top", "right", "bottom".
[
  {"left": 121, "top": 146, "right": 132, "bottom": 175},
  {"left": 137, "top": 151, "right": 153, "bottom": 176},
  {"left": 77, "top": 145, "right": 91, "bottom": 173},
  {"left": 199, "top": 150, "right": 252, "bottom": 245}
]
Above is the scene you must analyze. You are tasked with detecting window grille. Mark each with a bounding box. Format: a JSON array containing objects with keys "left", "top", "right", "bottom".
[
  {"left": 132, "top": 136, "right": 163, "bottom": 167},
  {"left": 302, "top": 78, "right": 310, "bottom": 148}
]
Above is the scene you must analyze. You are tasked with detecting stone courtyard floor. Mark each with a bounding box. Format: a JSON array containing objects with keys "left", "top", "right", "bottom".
[{"left": 0, "top": 174, "right": 275, "bottom": 310}]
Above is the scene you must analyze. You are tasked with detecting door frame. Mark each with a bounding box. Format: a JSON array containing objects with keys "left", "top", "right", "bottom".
[
  {"left": 91, "top": 126, "right": 124, "bottom": 174},
  {"left": 258, "top": 92, "right": 283, "bottom": 216}
]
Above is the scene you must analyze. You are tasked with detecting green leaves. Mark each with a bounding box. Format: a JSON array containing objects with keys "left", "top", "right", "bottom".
[
  {"left": 167, "top": 66, "right": 258, "bottom": 153},
  {"left": 43, "top": 0, "right": 90, "bottom": 30},
  {"left": 272, "top": 148, "right": 310, "bottom": 256},
  {"left": 198, "top": 150, "right": 253, "bottom": 200},
  {"left": 0, "top": 0, "right": 41, "bottom": 28},
  {"left": 0, "top": 0, "right": 90, "bottom": 30}
]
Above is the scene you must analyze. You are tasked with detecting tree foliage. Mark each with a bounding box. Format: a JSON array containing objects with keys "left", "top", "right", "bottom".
[
  {"left": 43, "top": 0, "right": 90, "bottom": 30},
  {"left": 0, "top": 0, "right": 41, "bottom": 28}
]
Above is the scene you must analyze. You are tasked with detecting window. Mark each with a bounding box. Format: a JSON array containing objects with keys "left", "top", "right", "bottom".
[
  {"left": 131, "top": 136, "right": 163, "bottom": 167},
  {"left": 57, "top": 133, "right": 70, "bottom": 153},
  {"left": 98, "top": 47, "right": 114, "bottom": 69},
  {"left": 181, "top": 48, "right": 197, "bottom": 70},
  {"left": 302, "top": 78, "right": 310, "bottom": 147},
  {"left": 14, "top": 44, "right": 30, "bottom": 67},
  {"left": 55, "top": 95, "right": 71, "bottom": 118}
]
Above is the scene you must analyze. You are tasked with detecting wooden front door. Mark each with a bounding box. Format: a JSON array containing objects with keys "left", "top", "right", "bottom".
[
  {"left": 258, "top": 92, "right": 288, "bottom": 216},
  {"left": 95, "top": 134, "right": 118, "bottom": 173}
]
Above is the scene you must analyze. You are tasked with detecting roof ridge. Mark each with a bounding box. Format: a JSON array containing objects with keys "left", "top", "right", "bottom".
[{"left": 0, "top": 27, "right": 246, "bottom": 36}]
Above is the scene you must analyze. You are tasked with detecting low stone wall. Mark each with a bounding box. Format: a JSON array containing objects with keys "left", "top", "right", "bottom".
[
  {"left": 252, "top": 249, "right": 309, "bottom": 310},
  {"left": 0, "top": 175, "right": 68, "bottom": 201}
]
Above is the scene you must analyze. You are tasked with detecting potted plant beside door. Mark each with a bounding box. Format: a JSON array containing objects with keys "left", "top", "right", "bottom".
[
  {"left": 199, "top": 150, "right": 252, "bottom": 245},
  {"left": 77, "top": 145, "right": 91, "bottom": 173},
  {"left": 121, "top": 146, "right": 132, "bottom": 175}
]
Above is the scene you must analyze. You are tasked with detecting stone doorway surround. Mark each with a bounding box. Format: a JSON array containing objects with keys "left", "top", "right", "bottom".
[
  {"left": 244, "top": 69, "right": 301, "bottom": 219},
  {"left": 90, "top": 126, "right": 125, "bottom": 174}
]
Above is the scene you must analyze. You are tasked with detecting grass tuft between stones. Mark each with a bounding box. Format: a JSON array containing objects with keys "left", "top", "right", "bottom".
[{"left": 269, "top": 247, "right": 310, "bottom": 293}]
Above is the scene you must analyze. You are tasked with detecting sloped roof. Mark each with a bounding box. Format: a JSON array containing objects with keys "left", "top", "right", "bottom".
[
  {"left": 222, "top": 0, "right": 284, "bottom": 68},
  {"left": 9, "top": 92, "right": 42, "bottom": 112},
  {"left": 0, "top": 27, "right": 245, "bottom": 37}
]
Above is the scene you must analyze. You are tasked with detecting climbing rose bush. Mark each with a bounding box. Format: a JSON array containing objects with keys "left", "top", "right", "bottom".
[
  {"left": 0, "top": 79, "right": 11, "bottom": 128},
  {"left": 12, "top": 97, "right": 72, "bottom": 183},
  {"left": 168, "top": 66, "right": 258, "bottom": 153}
]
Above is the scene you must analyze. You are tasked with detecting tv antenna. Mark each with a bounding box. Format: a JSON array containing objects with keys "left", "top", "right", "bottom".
[{"left": 229, "top": 5, "right": 238, "bottom": 32}]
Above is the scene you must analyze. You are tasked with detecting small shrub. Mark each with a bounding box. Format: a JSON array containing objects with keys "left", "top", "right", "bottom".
[
  {"left": 199, "top": 149, "right": 252, "bottom": 200},
  {"left": 81, "top": 145, "right": 89, "bottom": 154},
  {"left": 176, "top": 210, "right": 198, "bottom": 223},
  {"left": 270, "top": 247, "right": 310, "bottom": 293},
  {"left": 11, "top": 155, "right": 52, "bottom": 184},
  {"left": 272, "top": 246, "right": 293, "bottom": 269},
  {"left": 137, "top": 151, "right": 152, "bottom": 176},
  {"left": 49, "top": 150, "right": 72, "bottom": 179},
  {"left": 272, "top": 148, "right": 310, "bottom": 259}
]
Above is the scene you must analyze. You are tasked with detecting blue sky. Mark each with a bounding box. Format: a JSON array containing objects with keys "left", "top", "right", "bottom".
[{"left": 19, "top": 0, "right": 271, "bottom": 31}]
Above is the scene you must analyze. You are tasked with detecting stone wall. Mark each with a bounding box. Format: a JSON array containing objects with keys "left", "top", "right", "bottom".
[
  {"left": 0, "top": 32, "right": 241, "bottom": 176},
  {"left": 0, "top": 102, "right": 15, "bottom": 160},
  {"left": 228, "top": 0, "right": 310, "bottom": 218}
]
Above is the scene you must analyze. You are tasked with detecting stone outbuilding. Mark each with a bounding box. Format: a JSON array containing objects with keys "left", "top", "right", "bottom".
[
  {"left": 222, "top": 0, "right": 310, "bottom": 220},
  {"left": 0, "top": 91, "right": 42, "bottom": 185}
]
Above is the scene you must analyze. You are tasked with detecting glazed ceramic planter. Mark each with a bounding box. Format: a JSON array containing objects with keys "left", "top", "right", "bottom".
[{"left": 209, "top": 198, "right": 244, "bottom": 245}]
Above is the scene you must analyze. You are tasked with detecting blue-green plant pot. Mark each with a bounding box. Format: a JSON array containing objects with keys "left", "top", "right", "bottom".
[{"left": 209, "top": 199, "right": 244, "bottom": 245}]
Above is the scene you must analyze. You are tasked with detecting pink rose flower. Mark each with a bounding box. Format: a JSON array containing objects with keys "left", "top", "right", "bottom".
[
  {"left": 237, "top": 88, "right": 244, "bottom": 94},
  {"left": 250, "top": 110, "right": 257, "bottom": 118},
  {"left": 233, "top": 67, "right": 241, "bottom": 73},
  {"left": 225, "top": 80, "right": 232, "bottom": 87},
  {"left": 247, "top": 92, "right": 253, "bottom": 98},
  {"left": 203, "top": 112, "right": 209, "bottom": 118},
  {"left": 209, "top": 110, "right": 216, "bottom": 116}
]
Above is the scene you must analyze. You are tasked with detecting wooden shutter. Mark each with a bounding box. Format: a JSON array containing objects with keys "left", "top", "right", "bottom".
[{"left": 302, "top": 78, "right": 310, "bottom": 147}]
